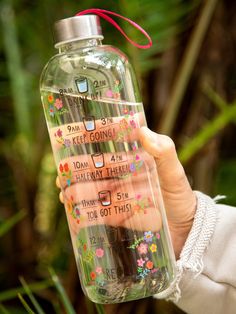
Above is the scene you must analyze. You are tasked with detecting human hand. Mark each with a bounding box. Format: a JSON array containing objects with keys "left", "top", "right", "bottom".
[
  {"left": 56, "top": 127, "right": 196, "bottom": 259},
  {"left": 139, "top": 127, "right": 196, "bottom": 258}
]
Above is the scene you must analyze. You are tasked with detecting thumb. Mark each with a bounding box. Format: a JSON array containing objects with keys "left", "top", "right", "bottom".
[
  {"left": 139, "top": 127, "right": 185, "bottom": 187},
  {"left": 139, "top": 127, "right": 196, "bottom": 258}
]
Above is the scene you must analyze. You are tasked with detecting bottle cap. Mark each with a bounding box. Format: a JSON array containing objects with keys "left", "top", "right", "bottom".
[{"left": 54, "top": 15, "right": 103, "bottom": 48}]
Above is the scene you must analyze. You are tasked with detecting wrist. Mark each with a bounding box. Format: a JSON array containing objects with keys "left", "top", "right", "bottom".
[
  {"left": 170, "top": 222, "right": 194, "bottom": 259},
  {"left": 169, "top": 194, "right": 197, "bottom": 259},
  {"left": 154, "top": 192, "right": 217, "bottom": 303}
]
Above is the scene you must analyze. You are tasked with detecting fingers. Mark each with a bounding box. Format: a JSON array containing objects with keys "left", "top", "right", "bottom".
[
  {"left": 56, "top": 176, "right": 64, "bottom": 203},
  {"left": 139, "top": 127, "right": 185, "bottom": 186},
  {"left": 55, "top": 126, "right": 195, "bottom": 236},
  {"left": 56, "top": 167, "right": 161, "bottom": 231},
  {"left": 57, "top": 149, "right": 155, "bottom": 189},
  {"left": 58, "top": 164, "right": 163, "bottom": 233},
  {"left": 59, "top": 191, "right": 64, "bottom": 203},
  {"left": 50, "top": 112, "right": 145, "bottom": 151},
  {"left": 56, "top": 176, "right": 61, "bottom": 188}
]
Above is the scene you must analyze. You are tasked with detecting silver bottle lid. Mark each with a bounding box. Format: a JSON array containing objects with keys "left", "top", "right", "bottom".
[{"left": 54, "top": 15, "right": 103, "bottom": 48}]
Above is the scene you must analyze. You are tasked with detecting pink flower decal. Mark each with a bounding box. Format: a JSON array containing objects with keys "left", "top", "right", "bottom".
[
  {"left": 130, "top": 120, "right": 136, "bottom": 128},
  {"left": 54, "top": 129, "right": 71, "bottom": 148},
  {"left": 96, "top": 266, "right": 103, "bottom": 274},
  {"left": 54, "top": 98, "right": 63, "bottom": 110},
  {"left": 57, "top": 129, "right": 63, "bottom": 137},
  {"left": 95, "top": 248, "right": 104, "bottom": 258},
  {"left": 156, "top": 233, "right": 160, "bottom": 239},
  {"left": 137, "top": 243, "right": 148, "bottom": 255},
  {"left": 137, "top": 258, "right": 145, "bottom": 267},
  {"left": 106, "top": 90, "right": 113, "bottom": 97}
]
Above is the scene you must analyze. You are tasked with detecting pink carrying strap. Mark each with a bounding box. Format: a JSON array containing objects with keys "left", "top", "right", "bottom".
[{"left": 76, "top": 8, "right": 152, "bottom": 49}]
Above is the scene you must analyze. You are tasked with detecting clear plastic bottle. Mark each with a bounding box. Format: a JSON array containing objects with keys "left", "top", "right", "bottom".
[{"left": 40, "top": 15, "right": 176, "bottom": 304}]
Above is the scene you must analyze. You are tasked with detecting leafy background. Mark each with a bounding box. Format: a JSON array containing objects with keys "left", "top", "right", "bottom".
[{"left": 0, "top": 0, "right": 235, "bottom": 313}]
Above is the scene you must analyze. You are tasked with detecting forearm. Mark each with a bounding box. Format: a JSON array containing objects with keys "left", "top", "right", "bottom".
[{"left": 155, "top": 192, "right": 236, "bottom": 314}]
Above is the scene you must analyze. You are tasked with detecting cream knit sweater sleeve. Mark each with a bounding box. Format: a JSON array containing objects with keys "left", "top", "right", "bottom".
[{"left": 155, "top": 191, "right": 236, "bottom": 314}]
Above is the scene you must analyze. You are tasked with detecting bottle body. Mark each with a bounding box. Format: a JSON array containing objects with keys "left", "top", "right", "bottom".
[{"left": 40, "top": 40, "right": 176, "bottom": 303}]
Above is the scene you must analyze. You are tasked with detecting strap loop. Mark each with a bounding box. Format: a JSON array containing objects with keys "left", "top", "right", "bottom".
[{"left": 76, "top": 8, "right": 152, "bottom": 49}]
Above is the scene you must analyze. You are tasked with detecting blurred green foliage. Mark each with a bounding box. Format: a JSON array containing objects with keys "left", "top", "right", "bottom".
[
  {"left": 214, "top": 160, "right": 236, "bottom": 207},
  {"left": 0, "top": 0, "right": 235, "bottom": 313}
]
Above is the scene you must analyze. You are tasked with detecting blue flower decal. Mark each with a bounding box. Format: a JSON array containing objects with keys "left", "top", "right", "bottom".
[
  {"left": 144, "top": 231, "right": 153, "bottom": 243},
  {"left": 49, "top": 105, "right": 55, "bottom": 117}
]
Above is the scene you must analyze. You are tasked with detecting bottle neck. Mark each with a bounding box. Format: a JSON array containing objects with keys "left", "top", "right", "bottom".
[{"left": 57, "top": 38, "right": 102, "bottom": 53}]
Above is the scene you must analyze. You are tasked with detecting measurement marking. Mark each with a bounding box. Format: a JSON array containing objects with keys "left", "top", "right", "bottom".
[
  {"left": 110, "top": 159, "right": 128, "bottom": 164},
  {"left": 73, "top": 168, "right": 90, "bottom": 172},
  {"left": 41, "top": 87, "right": 143, "bottom": 106},
  {"left": 81, "top": 204, "right": 98, "bottom": 209},
  {"left": 73, "top": 161, "right": 127, "bottom": 171},
  {"left": 66, "top": 131, "right": 82, "bottom": 136},
  {"left": 116, "top": 198, "right": 133, "bottom": 202},
  {"left": 95, "top": 86, "right": 107, "bottom": 89},
  {"left": 99, "top": 123, "right": 118, "bottom": 129}
]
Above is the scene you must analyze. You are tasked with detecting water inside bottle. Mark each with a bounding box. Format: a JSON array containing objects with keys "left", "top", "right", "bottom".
[
  {"left": 41, "top": 89, "right": 175, "bottom": 303},
  {"left": 76, "top": 224, "right": 174, "bottom": 304}
]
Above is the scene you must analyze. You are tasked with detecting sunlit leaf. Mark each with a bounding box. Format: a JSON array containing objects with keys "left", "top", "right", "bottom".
[
  {"left": 17, "top": 293, "right": 35, "bottom": 314},
  {"left": 49, "top": 268, "right": 76, "bottom": 314},
  {"left": 0, "top": 280, "right": 53, "bottom": 302},
  {"left": 19, "top": 277, "right": 46, "bottom": 314}
]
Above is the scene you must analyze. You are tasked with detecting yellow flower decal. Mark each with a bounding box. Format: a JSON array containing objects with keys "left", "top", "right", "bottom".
[
  {"left": 65, "top": 195, "right": 74, "bottom": 213},
  {"left": 150, "top": 243, "right": 157, "bottom": 253}
]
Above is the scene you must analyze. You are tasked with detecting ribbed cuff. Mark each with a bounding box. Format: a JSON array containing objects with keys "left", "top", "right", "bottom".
[{"left": 154, "top": 191, "right": 218, "bottom": 302}]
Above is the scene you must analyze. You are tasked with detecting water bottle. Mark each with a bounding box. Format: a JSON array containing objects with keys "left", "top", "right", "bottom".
[{"left": 40, "top": 10, "right": 176, "bottom": 304}]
